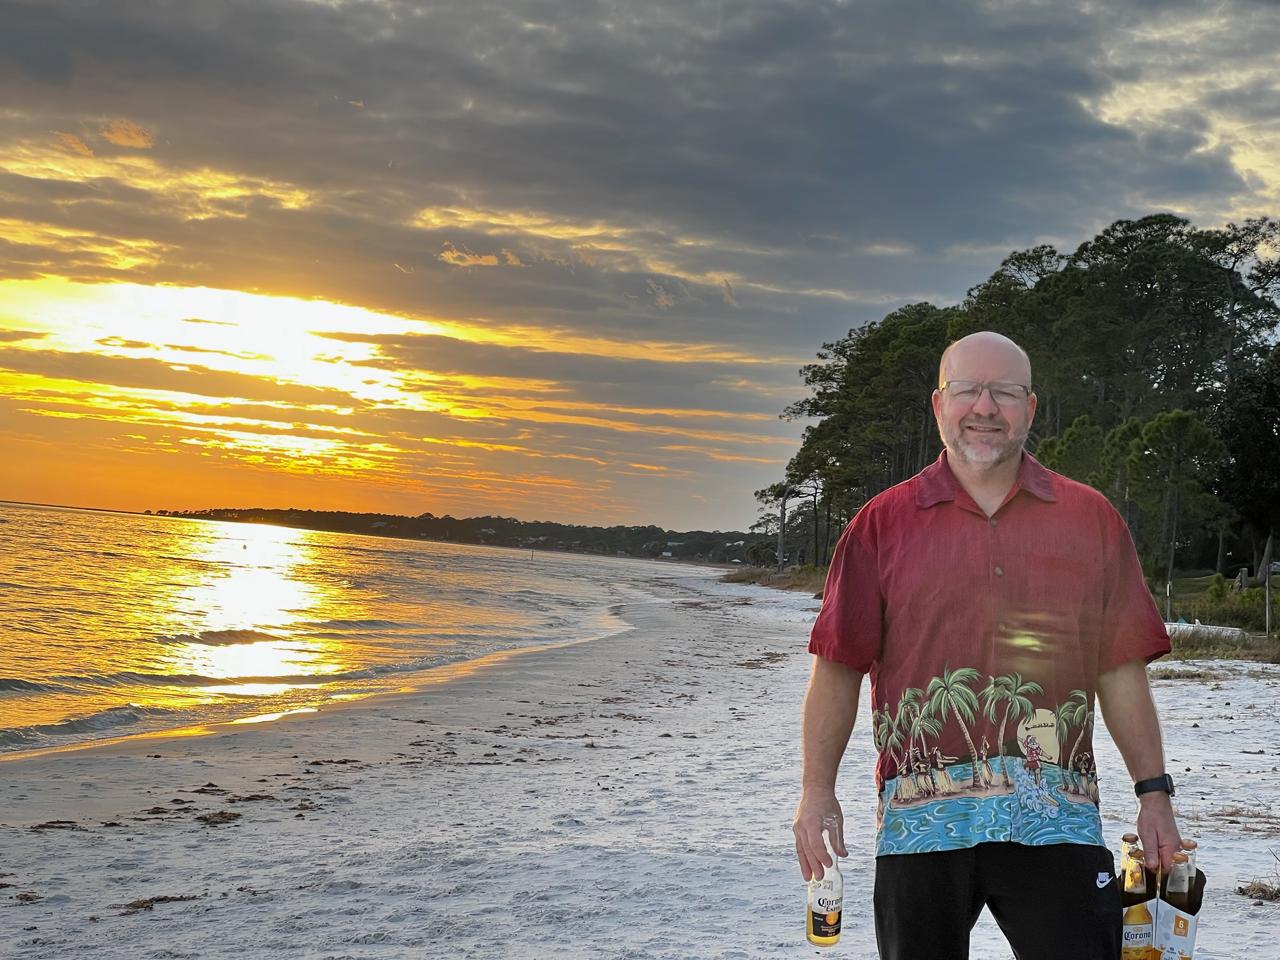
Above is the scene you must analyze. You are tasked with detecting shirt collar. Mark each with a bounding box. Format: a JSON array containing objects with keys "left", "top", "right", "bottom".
[{"left": 915, "top": 450, "right": 1057, "bottom": 509}]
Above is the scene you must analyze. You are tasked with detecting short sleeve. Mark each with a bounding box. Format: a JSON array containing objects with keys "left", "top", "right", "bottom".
[
  {"left": 808, "top": 511, "right": 883, "bottom": 672},
  {"left": 1097, "top": 504, "right": 1171, "bottom": 674}
]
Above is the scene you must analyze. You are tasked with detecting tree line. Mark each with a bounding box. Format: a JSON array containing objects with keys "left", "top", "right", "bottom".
[
  {"left": 154, "top": 507, "right": 771, "bottom": 564},
  {"left": 759, "top": 214, "right": 1280, "bottom": 598}
]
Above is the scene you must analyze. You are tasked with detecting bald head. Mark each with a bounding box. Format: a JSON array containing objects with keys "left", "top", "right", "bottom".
[
  {"left": 938, "top": 332, "right": 1032, "bottom": 389},
  {"left": 932, "top": 331, "right": 1037, "bottom": 472}
]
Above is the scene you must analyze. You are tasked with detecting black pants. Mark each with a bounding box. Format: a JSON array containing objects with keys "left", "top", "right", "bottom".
[{"left": 874, "top": 842, "right": 1121, "bottom": 960}]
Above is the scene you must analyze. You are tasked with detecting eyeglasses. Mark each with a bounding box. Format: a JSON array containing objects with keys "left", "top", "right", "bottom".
[{"left": 939, "top": 380, "right": 1031, "bottom": 406}]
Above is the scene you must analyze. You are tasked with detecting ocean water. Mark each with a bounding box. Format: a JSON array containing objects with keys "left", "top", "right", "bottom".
[
  {"left": 0, "top": 501, "right": 679, "bottom": 755},
  {"left": 877, "top": 762, "right": 1106, "bottom": 855}
]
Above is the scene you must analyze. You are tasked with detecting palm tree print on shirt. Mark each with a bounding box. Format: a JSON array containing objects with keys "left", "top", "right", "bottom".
[
  {"left": 980, "top": 672, "right": 1043, "bottom": 788},
  {"left": 1053, "top": 690, "right": 1087, "bottom": 790},
  {"left": 876, "top": 666, "right": 1099, "bottom": 810},
  {"left": 926, "top": 666, "right": 983, "bottom": 788},
  {"left": 1062, "top": 689, "right": 1094, "bottom": 795}
]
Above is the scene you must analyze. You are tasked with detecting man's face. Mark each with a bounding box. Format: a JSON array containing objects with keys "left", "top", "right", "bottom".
[{"left": 931, "top": 342, "right": 1036, "bottom": 469}]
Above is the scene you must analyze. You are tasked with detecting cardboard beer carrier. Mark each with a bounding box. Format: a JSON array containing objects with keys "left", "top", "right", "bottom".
[{"left": 1120, "top": 837, "right": 1206, "bottom": 960}]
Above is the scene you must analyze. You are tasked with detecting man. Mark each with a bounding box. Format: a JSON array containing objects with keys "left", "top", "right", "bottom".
[{"left": 793, "top": 332, "right": 1181, "bottom": 959}]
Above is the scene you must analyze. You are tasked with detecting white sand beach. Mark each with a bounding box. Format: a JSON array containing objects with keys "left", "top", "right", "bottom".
[{"left": 2, "top": 570, "right": 1278, "bottom": 959}]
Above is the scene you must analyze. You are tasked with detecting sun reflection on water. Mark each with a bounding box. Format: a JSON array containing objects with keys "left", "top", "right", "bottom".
[
  {"left": 230, "top": 707, "right": 319, "bottom": 725},
  {"left": 2, "top": 503, "right": 635, "bottom": 753},
  {"left": 159, "top": 523, "right": 346, "bottom": 693}
]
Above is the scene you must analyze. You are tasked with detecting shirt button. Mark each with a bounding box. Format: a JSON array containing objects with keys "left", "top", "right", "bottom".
[
  {"left": 994, "top": 566, "right": 1004, "bottom": 577},
  {"left": 997, "top": 622, "right": 1007, "bottom": 632},
  {"left": 989, "top": 517, "right": 998, "bottom": 527}
]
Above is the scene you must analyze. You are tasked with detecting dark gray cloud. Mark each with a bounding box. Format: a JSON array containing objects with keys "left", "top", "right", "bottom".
[
  {"left": 1, "top": 0, "right": 1276, "bottom": 525},
  {"left": 1, "top": 0, "right": 1271, "bottom": 346}
]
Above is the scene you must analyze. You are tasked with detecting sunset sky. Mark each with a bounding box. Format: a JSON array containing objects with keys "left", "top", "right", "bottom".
[{"left": 2, "top": 1, "right": 1278, "bottom": 530}]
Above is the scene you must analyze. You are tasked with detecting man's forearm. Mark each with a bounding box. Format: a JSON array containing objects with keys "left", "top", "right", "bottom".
[
  {"left": 801, "top": 656, "right": 863, "bottom": 790},
  {"left": 1096, "top": 659, "right": 1166, "bottom": 782},
  {"left": 1097, "top": 657, "right": 1182, "bottom": 870},
  {"left": 794, "top": 656, "right": 863, "bottom": 876}
]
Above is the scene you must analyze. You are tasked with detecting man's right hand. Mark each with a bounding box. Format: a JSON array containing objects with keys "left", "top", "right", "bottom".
[{"left": 793, "top": 787, "right": 846, "bottom": 881}]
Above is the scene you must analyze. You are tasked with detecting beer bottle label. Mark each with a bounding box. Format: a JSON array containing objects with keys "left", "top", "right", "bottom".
[
  {"left": 1121, "top": 913, "right": 1153, "bottom": 959},
  {"left": 809, "top": 906, "right": 841, "bottom": 938}
]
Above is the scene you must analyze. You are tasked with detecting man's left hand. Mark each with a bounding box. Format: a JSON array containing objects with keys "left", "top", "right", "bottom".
[{"left": 1136, "top": 791, "right": 1181, "bottom": 874}]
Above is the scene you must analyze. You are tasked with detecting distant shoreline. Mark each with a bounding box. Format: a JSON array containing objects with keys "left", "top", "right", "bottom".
[{"left": 0, "top": 498, "right": 740, "bottom": 570}]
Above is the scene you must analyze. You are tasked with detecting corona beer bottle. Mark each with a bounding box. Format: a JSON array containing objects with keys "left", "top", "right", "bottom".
[
  {"left": 1165, "top": 852, "right": 1191, "bottom": 913},
  {"left": 1120, "top": 847, "right": 1147, "bottom": 907},
  {"left": 1120, "top": 832, "right": 1139, "bottom": 871},
  {"left": 1121, "top": 846, "right": 1155, "bottom": 960},
  {"left": 806, "top": 816, "right": 844, "bottom": 947},
  {"left": 1179, "top": 838, "right": 1197, "bottom": 877}
]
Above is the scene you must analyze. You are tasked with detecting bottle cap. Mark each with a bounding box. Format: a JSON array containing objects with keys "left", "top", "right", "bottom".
[
  {"left": 1180, "top": 839, "right": 1197, "bottom": 850},
  {"left": 1172, "top": 852, "right": 1188, "bottom": 864},
  {"left": 1122, "top": 832, "right": 1139, "bottom": 843}
]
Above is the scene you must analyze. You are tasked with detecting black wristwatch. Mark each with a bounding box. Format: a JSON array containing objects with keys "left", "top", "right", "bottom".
[{"left": 1134, "top": 774, "right": 1175, "bottom": 798}]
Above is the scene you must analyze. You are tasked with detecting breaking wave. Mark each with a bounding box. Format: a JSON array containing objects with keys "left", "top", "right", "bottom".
[{"left": 0, "top": 704, "right": 179, "bottom": 747}]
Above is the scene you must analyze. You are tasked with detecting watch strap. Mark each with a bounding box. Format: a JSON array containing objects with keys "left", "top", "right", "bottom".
[{"left": 1134, "top": 773, "right": 1175, "bottom": 798}]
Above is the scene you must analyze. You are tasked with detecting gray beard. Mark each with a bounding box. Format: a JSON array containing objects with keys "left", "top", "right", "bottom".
[{"left": 939, "top": 420, "right": 1028, "bottom": 469}]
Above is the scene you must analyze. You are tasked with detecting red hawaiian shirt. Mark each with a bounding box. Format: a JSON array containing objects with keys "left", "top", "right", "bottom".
[{"left": 809, "top": 452, "right": 1170, "bottom": 855}]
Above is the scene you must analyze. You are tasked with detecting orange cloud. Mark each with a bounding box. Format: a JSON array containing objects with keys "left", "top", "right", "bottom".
[
  {"left": 54, "top": 132, "right": 93, "bottom": 157},
  {"left": 0, "top": 215, "right": 172, "bottom": 271},
  {"left": 1, "top": 140, "right": 312, "bottom": 221},
  {"left": 100, "top": 118, "right": 155, "bottom": 149},
  {"left": 412, "top": 205, "right": 633, "bottom": 242},
  {"left": 0, "top": 278, "right": 798, "bottom": 528},
  {"left": 438, "top": 242, "right": 500, "bottom": 267}
]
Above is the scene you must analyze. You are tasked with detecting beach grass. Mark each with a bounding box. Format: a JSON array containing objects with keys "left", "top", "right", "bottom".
[
  {"left": 1165, "top": 629, "right": 1280, "bottom": 663},
  {"left": 1237, "top": 879, "right": 1280, "bottom": 901},
  {"left": 1236, "top": 850, "right": 1280, "bottom": 902},
  {"left": 720, "top": 565, "right": 827, "bottom": 595}
]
